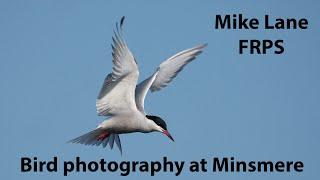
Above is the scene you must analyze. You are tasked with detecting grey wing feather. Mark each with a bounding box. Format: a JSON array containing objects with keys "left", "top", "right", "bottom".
[
  {"left": 150, "top": 43, "right": 207, "bottom": 92},
  {"left": 96, "top": 17, "right": 139, "bottom": 116},
  {"left": 135, "top": 71, "right": 159, "bottom": 112},
  {"left": 97, "top": 73, "right": 125, "bottom": 99},
  {"left": 110, "top": 30, "right": 137, "bottom": 79},
  {"left": 135, "top": 44, "right": 207, "bottom": 113}
]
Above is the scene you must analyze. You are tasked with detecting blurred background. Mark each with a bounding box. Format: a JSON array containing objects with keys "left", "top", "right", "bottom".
[{"left": 0, "top": 0, "right": 319, "bottom": 179}]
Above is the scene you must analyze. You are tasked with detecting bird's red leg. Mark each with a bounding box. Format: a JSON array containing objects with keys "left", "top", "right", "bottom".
[{"left": 97, "top": 131, "right": 109, "bottom": 141}]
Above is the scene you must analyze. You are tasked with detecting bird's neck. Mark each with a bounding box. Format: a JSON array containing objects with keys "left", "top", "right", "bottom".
[{"left": 143, "top": 119, "right": 161, "bottom": 133}]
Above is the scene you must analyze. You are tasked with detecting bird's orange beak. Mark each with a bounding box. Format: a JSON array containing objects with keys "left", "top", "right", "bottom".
[{"left": 163, "top": 130, "right": 174, "bottom": 142}]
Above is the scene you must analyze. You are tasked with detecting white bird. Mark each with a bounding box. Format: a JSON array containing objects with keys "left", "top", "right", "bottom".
[{"left": 69, "top": 17, "right": 207, "bottom": 154}]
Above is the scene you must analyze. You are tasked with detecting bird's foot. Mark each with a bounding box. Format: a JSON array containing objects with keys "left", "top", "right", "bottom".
[{"left": 97, "top": 132, "right": 109, "bottom": 141}]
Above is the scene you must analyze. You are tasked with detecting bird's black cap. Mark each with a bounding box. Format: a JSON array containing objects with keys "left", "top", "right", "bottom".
[{"left": 146, "top": 115, "right": 167, "bottom": 130}]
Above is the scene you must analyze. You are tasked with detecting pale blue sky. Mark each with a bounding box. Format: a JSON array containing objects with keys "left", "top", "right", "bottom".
[{"left": 1, "top": 0, "right": 319, "bottom": 179}]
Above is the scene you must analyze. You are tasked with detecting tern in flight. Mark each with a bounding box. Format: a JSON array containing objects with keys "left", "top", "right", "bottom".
[{"left": 69, "top": 17, "right": 207, "bottom": 153}]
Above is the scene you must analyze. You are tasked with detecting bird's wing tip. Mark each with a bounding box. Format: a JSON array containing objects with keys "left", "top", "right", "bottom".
[
  {"left": 120, "top": 16, "right": 125, "bottom": 28},
  {"left": 199, "top": 43, "right": 208, "bottom": 48}
]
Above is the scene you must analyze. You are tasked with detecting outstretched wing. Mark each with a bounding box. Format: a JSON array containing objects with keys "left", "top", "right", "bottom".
[
  {"left": 135, "top": 44, "right": 207, "bottom": 113},
  {"left": 96, "top": 16, "right": 139, "bottom": 116}
]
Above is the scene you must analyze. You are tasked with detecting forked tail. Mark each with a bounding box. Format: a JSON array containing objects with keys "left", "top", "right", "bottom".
[{"left": 68, "top": 128, "right": 122, "bottom": 154}]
